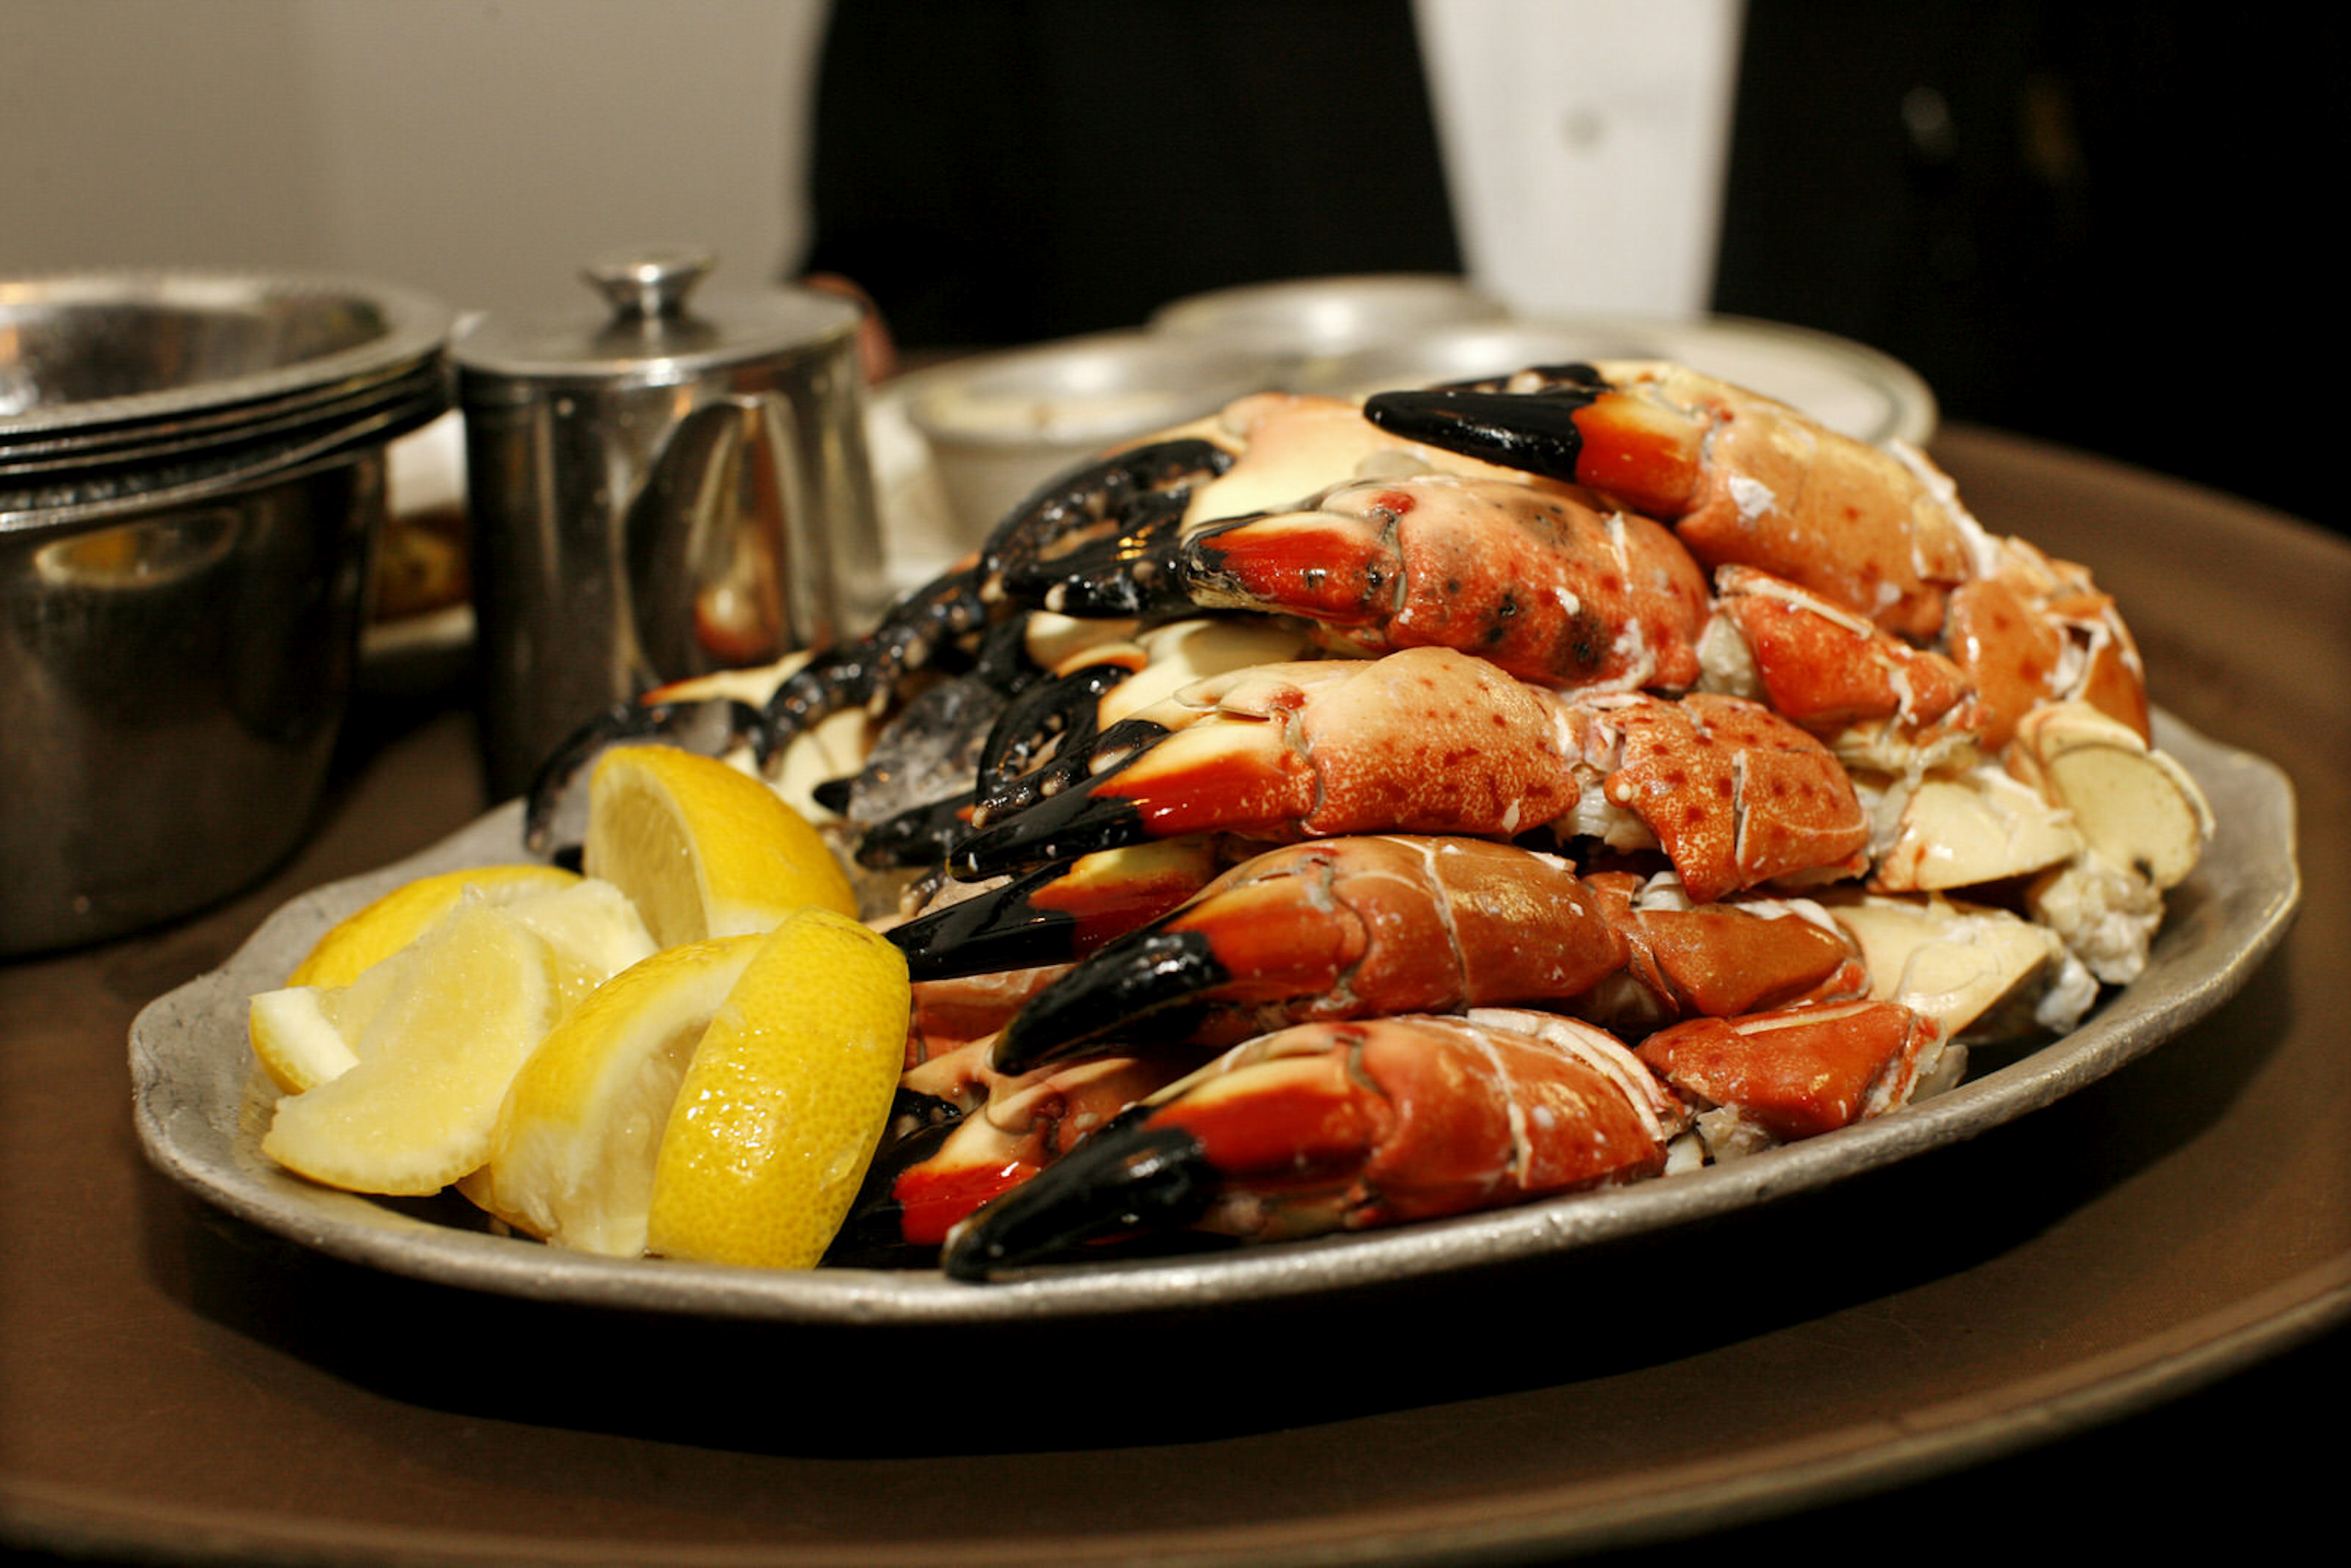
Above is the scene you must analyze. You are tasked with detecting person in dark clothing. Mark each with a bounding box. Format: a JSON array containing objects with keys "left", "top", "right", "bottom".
[
  {"left": 803, "top": 0, "right": 1458, "bottom": 351},
  {"left": 806, "top": 1, "right": 2342, "bottom": 530}
]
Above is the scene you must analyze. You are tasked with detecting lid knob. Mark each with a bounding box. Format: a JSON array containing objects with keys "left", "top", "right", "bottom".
[{"left": 583, "top": 245, "right": 715, "bottom": 323}]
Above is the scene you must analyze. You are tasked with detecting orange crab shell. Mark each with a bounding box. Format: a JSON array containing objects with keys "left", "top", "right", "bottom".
[{"left": 1596, "top": 692, "right": 1873, "bottom": 904}]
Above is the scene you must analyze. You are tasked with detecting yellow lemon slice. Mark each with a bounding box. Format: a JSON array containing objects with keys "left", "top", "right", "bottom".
[
  {"left": 288, "top": 863, "right": 580, "bottom": 988},
  {"left": 261, "top": 899, "right": 564, "bottom": 1195},
  {"left": 647, "top": 907, "right": 910, "bottom": 1269},
  {"left": 471, "top": 936, "right": 763, "bottom": 1257},
  {"left": 249, "top": 877, "right": 654, "bottom": 1097},
  {"left": 584, "top": 746, "right": 857, "bottom": 948},
  {"left": 503, "top": 877, "right": 659, "bottom": 1013},
  {"left": 249, "top": 945, "right": 416, "bottom": 1095}
]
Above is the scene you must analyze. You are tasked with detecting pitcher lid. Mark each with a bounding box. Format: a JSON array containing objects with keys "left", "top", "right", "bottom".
[{"left": 449, "top": 245, "right": 860, "bottom": 386}]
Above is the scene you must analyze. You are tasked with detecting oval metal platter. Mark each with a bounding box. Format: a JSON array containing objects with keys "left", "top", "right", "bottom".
[{"left": 131, "top": 711, "right": 2300, "bottom": 1326}]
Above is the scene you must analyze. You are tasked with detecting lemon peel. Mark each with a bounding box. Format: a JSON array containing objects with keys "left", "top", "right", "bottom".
[
  {"left": 287, "top": 863, "right": 579, "bottom": 988},
  {"left": 473, "top": 936, "right": 762, "bottom": 1257},
  {"left": 646, "top": 907, "right": 910, "bottom": 1269}
]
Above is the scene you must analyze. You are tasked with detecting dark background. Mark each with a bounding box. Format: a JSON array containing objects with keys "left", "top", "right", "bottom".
[{"left": 808, "top": 0, "right": 2345, "bottom": 533}]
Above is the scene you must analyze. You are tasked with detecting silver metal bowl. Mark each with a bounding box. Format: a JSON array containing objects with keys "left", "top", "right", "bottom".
[
  {"left": 904, "top": 331, "right": 1279, "bottom": 536},
  {"left": 1, "top": 270, "right": 452, "bottom": 955},
  {"left": 1148, "top": 273, "right": 1509, "bottom": 360}
]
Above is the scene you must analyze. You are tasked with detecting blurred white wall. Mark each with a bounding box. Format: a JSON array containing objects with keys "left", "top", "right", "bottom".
[{"left": 0, "top": 0, "right": 827, "bottom": 315}]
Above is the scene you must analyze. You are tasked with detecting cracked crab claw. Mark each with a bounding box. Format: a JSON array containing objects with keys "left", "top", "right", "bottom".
[
  {"left": 1363, "top": 361, "right": 1973, "bottom": 639},
  {"left": 1703, "top": 566, "right": 1973, "bottom": 740},
  {"left": 1176, "top": 475, "right": 1709, "bottom": 692},
  {"left": 985, "top": 836, "right": 1634, "bottom": 1075},
  {"left": 1593, "top": 691, "right": 1872, "bottom": 903},
  {"left": 942, "top": 1010, "right": 1684, "bottom": 1277},
  {"left": 949, "top": 648, "right": 1872, "bottom": 908},
  {"left": 1635, "top": 999, "right": 1948, "bottom": 1161}
]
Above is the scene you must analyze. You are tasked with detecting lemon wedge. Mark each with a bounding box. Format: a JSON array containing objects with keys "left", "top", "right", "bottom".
[
  {"left": 288, "top": 863, "right": 580, "bottom": 988},
  {"left": 472, "top": 936, "right": 763, "bottom": 1256},
  {"left": 503, "top": 876, "right": 659, "bottom": 1012},
  {"left": 646, "top": 907, "right": 910, "bottom": 1269},
  {"left": 261, "top": 898, "right": 564, "bottom": 1195},
  {"left": 583, "top": 745, "right": 857, "bottom": 948},
  {"left": 249, "top": 945, "right": 416, "bottom": 1095},
  {"left": 249, "top": 877, "right": 654, "bottom": 1097}
]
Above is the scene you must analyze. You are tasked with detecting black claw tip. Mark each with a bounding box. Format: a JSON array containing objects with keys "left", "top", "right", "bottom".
[
  {"left": 989, "top": 929, "right": 1224, "bottom": 1075},
  {"left": 885, "top": 862, "right": 1081, "bottom": 981},
  {"left": 950, "top": 777, "right": 1150, "bottom": 881},
  {"left": 855, "top": 790, "right": 978, "bottom": 869},
  {"left": 1362, "top": 385, "right": 1603, "bottom": 483},
  {"left": 940, "top": 1117, "right": 1215, "bottom": 1280},
  {"left": 825, "top": 1093, "right": 964, "bottom": 1267}
]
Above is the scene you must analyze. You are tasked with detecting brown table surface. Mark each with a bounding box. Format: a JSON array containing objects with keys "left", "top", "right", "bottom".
[{"left": 5, "top": 427, "right": 2346, "bottom": 1568}]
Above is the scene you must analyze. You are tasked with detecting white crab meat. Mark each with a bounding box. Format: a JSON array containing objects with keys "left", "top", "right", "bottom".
[
  {"left": 2028, "top": 853, "right": 2166, "bottom": 989},
  {"left": 1821, "top": 890, "right": 2069, "bottom": 1040},
  {"left": 1872, "top": 764, "right": 2083, "bottom": 892}
]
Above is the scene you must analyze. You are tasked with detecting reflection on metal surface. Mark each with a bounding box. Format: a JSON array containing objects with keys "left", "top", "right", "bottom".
[{"left": 34, "top": 507, "right": 239, "bottom": 587}]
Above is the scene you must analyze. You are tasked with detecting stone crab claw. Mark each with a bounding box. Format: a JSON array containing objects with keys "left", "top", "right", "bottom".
[
  {"left": 948, "top": 647, "right": 1594, "bottom": 877},
  {"left": 1174, "top": 474, "right": 1710, "bottom": 692},
  {"left": 1364, "top": 361, "right": 1974, "bottom": 641},
  {"left": 833, "top": 1038, "right": 1205, "bottom": 1262},
  {"left": 940, "top": 1009, "right": 1687, "bottom": 1278},
  {"left": 988, "top": 836, "right": 1627, "bottom": 1073},
  {"left": 986, "top": 836, "right": 1869, "bottom": 1075},
  {"left": 986, "top": 438, "right": 1240, "bottom": 618},
  {"left": 964, "top": 615, "right": 1314, "bottom": 830},
  {"left": 1943, "top": 538, "right": 2152, "bottom": 751},
  {"left": 1703, "top": 566, "right": 1974, "bottom": 742},
  {"left": 1635, "top": 999, "right": 1950, "bottom": 1161},
  {"left": 950, "top": 647, "right": 1873, "bottom": 907}
]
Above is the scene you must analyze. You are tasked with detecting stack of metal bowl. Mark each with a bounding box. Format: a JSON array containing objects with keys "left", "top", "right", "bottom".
[{"left": 1, "top": 270, "right": 453, "bottom": 955}]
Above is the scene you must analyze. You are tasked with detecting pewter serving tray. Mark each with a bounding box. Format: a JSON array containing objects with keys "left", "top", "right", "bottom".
[{"left": 131, "top": 712, "right": 2300, "bottom": 1326}]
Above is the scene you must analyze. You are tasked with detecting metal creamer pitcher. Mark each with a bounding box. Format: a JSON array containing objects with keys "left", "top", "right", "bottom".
[{"left": 454, "top": 246, "right": 886, "bottom": 798}]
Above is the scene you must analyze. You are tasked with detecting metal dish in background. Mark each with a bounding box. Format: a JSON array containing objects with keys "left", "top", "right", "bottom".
[
  {"left": 128, "top": 712, "right": 2297, "bottom": 1326},
  {"left": 1149, "top": 272, "right": 1510, "bottom": 359},
  {"left": 0, "top": 357, "right": 447, "bottom": 483},
  {"left": 0, "top": 270, "right": 450, "bottom": 442},
  {"left": 1, "top": 269, "right": 453, "bottom": 956},
  {"left": 902, "top": 331, "right": 1281, "bottom": 548},
  {"left": 0, "top": 364, "right": 449, "bottom": 530}
]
